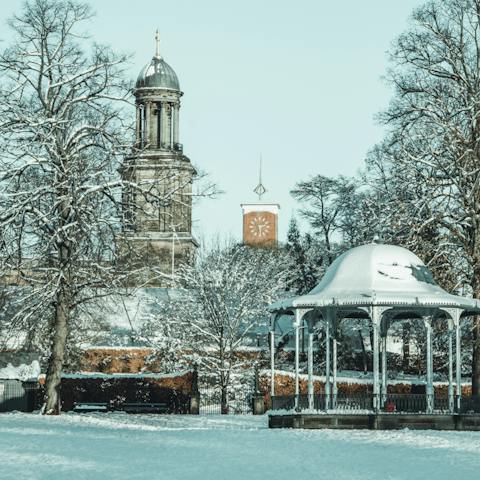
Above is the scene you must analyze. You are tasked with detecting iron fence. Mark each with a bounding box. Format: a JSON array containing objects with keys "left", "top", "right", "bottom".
[
  {"left": 335, "top": 393, "right": 374, "bottom": 411},
  {"left": 383, "top": 394, "right": 428, "bottom": 413},
  {"left": 199, "top": 386, "right": 253, "bottom": 414},
  {"left": 0, "top": 380, "right": 40, "bottom": 413},
  {"left": 270, "top": 393, "right": 480, "bottom": 414},
  {"left": 271, "top": 393, "right": 373, "bottom": 411},
  {"left": 460, "top": 396, "right": 480, "bottom": 414},
  {"left": 433, "top": 395, "right": 450, "bottom": 413}
]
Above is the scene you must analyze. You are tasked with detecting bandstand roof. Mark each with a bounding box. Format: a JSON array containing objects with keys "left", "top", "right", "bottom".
[{"left": 270, "top": 243, "right": 479, "bottom": 314}]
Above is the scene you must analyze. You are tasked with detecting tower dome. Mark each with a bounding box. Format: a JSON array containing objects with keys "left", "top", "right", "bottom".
[
  {"left": 135, "top": 31, "right": 180, "bottom": 90},
  {"left": 136, "top": 56, "right": 180, "bottom": 90}
]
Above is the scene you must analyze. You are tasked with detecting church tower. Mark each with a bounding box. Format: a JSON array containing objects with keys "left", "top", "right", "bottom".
[
  {"left": 241, "top": 160, "right": 280, "bottom": 247},
  {"left": 121, "top": 33, "right": 197, "bottom": 284}
]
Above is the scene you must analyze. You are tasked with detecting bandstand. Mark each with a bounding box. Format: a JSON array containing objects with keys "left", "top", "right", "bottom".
[{"left": 268, "top": 243, "right": 480, "bottom": 430}]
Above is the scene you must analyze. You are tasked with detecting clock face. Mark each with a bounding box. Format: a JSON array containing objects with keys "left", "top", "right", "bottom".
[{"left": 249, "top": 214, "right": 271, "bottom": 238}]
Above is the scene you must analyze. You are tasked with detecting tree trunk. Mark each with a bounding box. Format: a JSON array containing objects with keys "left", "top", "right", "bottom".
[
  {"left": 218, "top": 335, "right": 228, "bottom": 414},
  {"left": 43, "top": 286, "right": 69, "bottom": 414},
  {"left": 220, "top": 383, "right": 228, "bottom": 414}
]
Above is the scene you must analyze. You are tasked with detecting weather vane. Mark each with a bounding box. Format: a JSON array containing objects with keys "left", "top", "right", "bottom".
[
  {"left": 253, "top": 155, "right": 267, "bottom": 201},
  {"left": 155, "top": 29, "right": 161, "bottom": 59}
]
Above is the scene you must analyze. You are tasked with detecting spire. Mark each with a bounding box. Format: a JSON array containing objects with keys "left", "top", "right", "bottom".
[
  {"left": 253, "top": 155, "right": 267, "bottom": 201},
  {"left": 154, "top": 29, "right": 161, "bottom": 59}
]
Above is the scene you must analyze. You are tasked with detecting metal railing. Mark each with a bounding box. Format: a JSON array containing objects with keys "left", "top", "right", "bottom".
[
  {"left": 0, "top": 381, "right": 40, "bottom": 413},
  {"left": 199, "top": 386, "right": 253, "bottom": 414},
  {"left": 382, "top": 394, "right": 428, "bottom": 413},
  {"left": 335, "top": 393, "right": 374, "bottom": 411},
  {"left": 271, "top": 394, "right": 373, "bottom": 412},
  {"left": 433, "top": 395, "right": 450, "bottom": 413},
  {"left": 459, "top": 396, "right": 480, "bottom": 414},
  {"left": 270, "top": 393, "right": 480, "bottom": 414}
]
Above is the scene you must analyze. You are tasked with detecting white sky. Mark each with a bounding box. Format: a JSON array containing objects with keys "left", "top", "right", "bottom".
[{"left": 0, "top": 0, "right": 425, "bottom": 243}]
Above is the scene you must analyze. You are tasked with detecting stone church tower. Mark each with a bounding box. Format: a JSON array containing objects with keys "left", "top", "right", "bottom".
[{"left": 121, "top": 33, "right": 197, "bottom": 284}]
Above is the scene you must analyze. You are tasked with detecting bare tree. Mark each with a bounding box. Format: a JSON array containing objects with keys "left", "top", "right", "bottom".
[
  {"left": 372, "top": 0, "right": 480, "bottom": 393},
  {"left": 291, "top": 175, "right": 357, "bottom": 265},
  {"left": 141, "top": 242, "right": 288, "bottom": 413},
  {"left": 0, "top": 0, "right": 199, "bottom": 413}
]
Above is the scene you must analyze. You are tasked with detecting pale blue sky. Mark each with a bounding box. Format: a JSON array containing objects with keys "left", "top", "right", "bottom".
[{"left": 0, "top": 0, "right": 424, "bottom": 242}]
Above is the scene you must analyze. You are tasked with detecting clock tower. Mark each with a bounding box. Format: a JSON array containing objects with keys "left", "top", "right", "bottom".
[{"left": 241, "top": 161, "right": 279, "bottom": 247}]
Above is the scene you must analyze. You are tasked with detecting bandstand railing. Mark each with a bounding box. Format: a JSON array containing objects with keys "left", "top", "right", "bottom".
[
  {"left": 271, "top": 394, "right": 373, "bottom": 412},
  {"left": 459, "top": 396, "right": 480, "bottom": 414},
  {"left": 270, "top": 394, "right": 480, "bottom": 414},
  {"left": 383, "top": 394, "right": 428, "bottom": 413}
]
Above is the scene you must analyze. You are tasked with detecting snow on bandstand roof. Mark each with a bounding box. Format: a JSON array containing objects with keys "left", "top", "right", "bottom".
[{"left": 270, "top": 243, "right": 480, "bottom": 312}]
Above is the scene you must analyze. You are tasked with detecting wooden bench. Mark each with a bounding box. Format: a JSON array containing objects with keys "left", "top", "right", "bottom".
[
  {"left": 121, "top": 402, "right": 168, "bottom": 414},
  {"left": 73, "top": 402, "right": 110, "bottom": 412},
  {"left": 73, "top": 401, "right": 168, "bottom": 414}
]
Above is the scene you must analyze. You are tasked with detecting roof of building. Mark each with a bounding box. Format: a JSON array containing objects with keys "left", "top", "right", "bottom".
[
  {"left": 136, "top": 56, "right": 180, "bottom": 90},
  {"left": 270, "top": 243, "right": 479, "bottom": 312}
]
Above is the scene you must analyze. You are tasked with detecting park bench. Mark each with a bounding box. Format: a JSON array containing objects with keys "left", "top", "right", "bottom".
[
  {"left": 73, "top": 402, "right": 110, "bottom": 412},
  {"left": 73, "top": 401, "right": 168, "bottom": 414},
  {"left": 121, "top": 402, "right": 168, "bottom": 413}
]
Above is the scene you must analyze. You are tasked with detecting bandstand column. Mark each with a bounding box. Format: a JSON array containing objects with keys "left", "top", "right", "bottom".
[
  {"left": 425, "top": 318, "right": 434, "bottom": 414},
  {"left": 455, "top": 318, "right": 462, "bottom": 411},
  {"left": 371, "top": 308, "right": 380, "bottom": 412},
  {"left": 325, "top": 317, "right": 331, "bottom": 411},
  {"left": 294, "top": 310, "right": 301, "bottom": 411},
  {"left": 332, "top": 337, "right": 337, "bottom": 409},
  {"left": 308, "top": 330, "right": 314, "bottom": 410},
  {"left": 448, "top": 324, "right": 454, "bottom": 413},
  {"left": 381, "top": 335, "right": 387, "bottom": 405},
  {"left": 270, "top": 315, "right": 276, "bottom": 399}
]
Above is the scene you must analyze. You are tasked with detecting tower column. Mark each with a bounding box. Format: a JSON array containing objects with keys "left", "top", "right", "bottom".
[
  {"left": 145, "top": 102, "right": 152, "bottom": 147},
  {"left": 174, "top": 104, "right": 180, "bottom": 145},
  {"left": 169, "top": 102, "right": 174, "bottom": 149},
  {"left": 136, "top": 106, "right": 141, "bottom": 145},
  {"left": 162, "top": 103, "right": 169, "bottom": 149},
  {"left": 154, "top": 101, "right": 161, "bottom": 148}
]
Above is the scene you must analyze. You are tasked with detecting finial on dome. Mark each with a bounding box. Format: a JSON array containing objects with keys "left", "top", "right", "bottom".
[
  {"left": 154, "top": 29, "right": 161, "bottom": 59},
  {"left": 372, "top": 234, "right": 380, "bottom": 244}
]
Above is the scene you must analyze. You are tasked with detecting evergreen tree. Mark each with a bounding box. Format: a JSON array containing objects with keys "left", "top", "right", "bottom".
[{"left": 285, "top": 218, "right": 322, "bottom": 294}]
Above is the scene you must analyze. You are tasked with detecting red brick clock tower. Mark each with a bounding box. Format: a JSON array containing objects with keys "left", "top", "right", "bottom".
[
  {"left": 241, "top": 204, "right": 280, "bottom": 247},
  {"left": 241, "top": 160, "right": 279, "bottom": 247}
]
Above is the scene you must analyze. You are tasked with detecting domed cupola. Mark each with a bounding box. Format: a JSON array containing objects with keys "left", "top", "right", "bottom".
[
  {"left": 133, "top": 31, "right": 184, "bottom": 152},
  {"left": 135, "top": 31, "right": 180, "bottom": 91},
  {"left": 136, "top": 56, "right": 180, "bottom": 90}
]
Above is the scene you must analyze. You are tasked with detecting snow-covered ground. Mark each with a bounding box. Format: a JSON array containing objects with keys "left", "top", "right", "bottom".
[{"left": 0, "top": 413, "right": 479, "bottom": 480}]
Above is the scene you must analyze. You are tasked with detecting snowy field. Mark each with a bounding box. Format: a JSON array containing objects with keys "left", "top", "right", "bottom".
[{"left": 1, "top": 413, "right": 480, "bottom": 480}]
